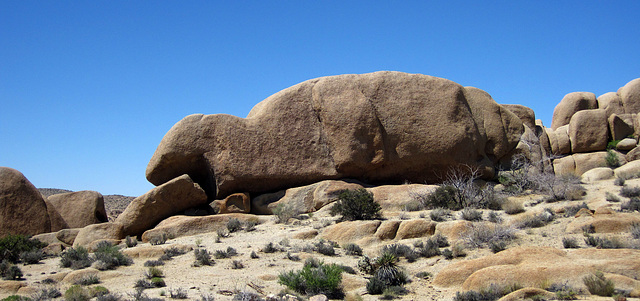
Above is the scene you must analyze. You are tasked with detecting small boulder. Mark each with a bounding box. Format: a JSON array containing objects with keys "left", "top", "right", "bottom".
[
  {"left": 614, "top": 160, "right": 640, "bottom": 179},
  {"left": 46, "top": 190, "right": 108, "bottom": 228},
  {"left": 56, "top": 228, "right": 80, "bottom": 245},
  {"left": 568, "top": 109, "right": 608, "bottom": 153},
  {"left": 141, "top": 214, "right": 267, "bottom": 242},
  {"left": 552, "top": 155, "right": 576, "bottom": 176},
  {"left": 619, "top": 78, "right": 640, "bottom": 114},
  {"left": 375, "top": 220, "right": 401, "bottom": 240},
  {"left": 616, "top": 137, "right": 637, "bottom": 151},
  {"left": 503, "top": 104, "right": 536, "bottom": 130},
  {"left": 115, "top": 174, "right": 208, "bottom": 236},
  {"left": 598, "top": 92, "right": 625, "bottom": 118},
  {"left": 609, "top": 114, "right": 635, "bottom": 142},
  {"left": 213, "top": 192, "right": 251, "bottom": 214},
  {"left": 566, "top": 211, "right": 640, "bottom": 233},
  {"left": 551, "top": 92, "right": 597, "bottom": 130},
  {"left": 62, "top": 268, "right": 100, "bottom": 284},
  {"left": 319, "top": 220, "right": 381, "bottom": 245},
  {"left": 626, "top": 145, "right": 640, "bottom": 162},
  {"left": 573, "top": 151, "right": 609, "bottom": 175},
  {"left": 581, "top": 167, "right": 614, "bottom": 183},
  {"left": 395, "top": 220, "right": 436, "bottom": 239},
  {"left": 0, "top": 167, "right": 51, "bottom": 236},
  {"left": 367, "top": 184, "right": 437, "bottom": 210},
  {"left": 73, "top": 223, "right": 125, "bottom": 248},
  {"left": 555, "top": 125, "right": 572, "bottom": 155}
]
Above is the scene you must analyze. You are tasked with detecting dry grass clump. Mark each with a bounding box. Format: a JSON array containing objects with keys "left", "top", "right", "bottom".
[
  {"left": 583, "top": 271, "right": 615, "bottom": 296},
  {"left": 501, "top": 199, "right": 525, "bottom": 215},
  {"left": 460, "top": 223, "right": 516, "bottom": 249}
]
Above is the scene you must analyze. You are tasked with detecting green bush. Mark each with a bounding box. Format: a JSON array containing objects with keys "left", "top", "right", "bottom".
[
  {"left": 145, "top": 267, "right": 163, "bottom": 279},
  {"left": 278, "top": 261, "right": 344, "bottom": 298},
  {"left": 60, "top": 246, "right": 93, "bottom": 269},
  {"left": 330, "top": 189, "right": 381, "bottom": 221},
  {"left": 583, "top": 271, "right": 615, "bottom": 296},
  {"left": 150, "top": 277, "right": 165, "bottom": 288},
  {"left": 314, "top": 241, "right": 336, "bottom": 256},
  {"left": 374, "top": 253, "right": 407, "bottom": 287},
  {"left": 343, "top": 243, "right": 363, "bottom": 256},
  {"left": 562, "top": 237, "right": 580, "bottom": 249},
  {"left": 226, "top": 218, "right": 243, "bottom": 233},
  {"left": 0, "top": 261, "right": 23, "bottom": 280},
  {"left": 31, "top": 287, "right": 62, "bottom": 300},
  {"left": 0, "top": 234, "right": 47, "bottom": 263},
  {"left": 64, "top": 285, "right": 90, "bottom": 301},
  {"left": 366, "top": 275, "right": 386, "bottom": 295},
  {"left": 19, "top": 250, "right": 43, "bottom": 265},
  {"left": 193, "top": 249, "right": 214, "bottom": 266},
  {"left": 1, "top": 295, "right": 30, "bottom": 301},
  {"left": 93, "top": 241, "right": 133, "bottom": 270},
  {"left": 605, "top": 150, "right": 621, "bottom": 168},
  {"left": 425, "top": 185, "right": 465, "bottom": 210}
]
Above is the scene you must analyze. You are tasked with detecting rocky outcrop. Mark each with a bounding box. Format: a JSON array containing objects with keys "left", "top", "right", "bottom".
[
  {"left": 0, "top": 167, "right": 51, "bottom": 236},
  {"left": 433, "top": 246, "right": 640, "bottom": 292},
  {"left": 212, "top": 192, "right": 251, "bottom": 214},
  {"left": 73, "top": 223, "right": 125, "bottom": 247},
  {"left": 115, "top": 174, "right": 208, "bottom": 237},
  {"left": 146, "top": 72, "right": 524, "bottom": 200},
  {"left": 46, "top": 190, "right": 108, "bottom": 229},
  {"left": 566, "top": 210, "right": 640, "bottom": 233},
  {"left": 140, "top": 214, "right": 268, "bottom": 242},
  {"left": 551, "top": 92, "right": 597, "bottom": 130}
]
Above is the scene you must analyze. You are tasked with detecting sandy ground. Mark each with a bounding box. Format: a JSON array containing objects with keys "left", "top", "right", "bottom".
[{"left": 5, "top": 178, "right": 640, "bottom": 301}]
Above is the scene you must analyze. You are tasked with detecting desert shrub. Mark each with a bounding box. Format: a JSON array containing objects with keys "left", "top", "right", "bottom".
[
  {"left": 19, "top": 249, "right": 43, "bottom": 265},
  {"left": 487, "top": 211, "right": 503, "bottom": 223},
  {"left": 314, "top": 241, "right": 336, "bottom": 256},
  {"left": 584, "top": 235, "right": 624, "bottom": 249},
  {"left": 125, "top": 236, "right": 137, "bottom": 248},
  {"left": 460, "top": 208, "right": 483, "bottom": 221},
  {"left": 278, "top": 261, "right": 344, "bottom": 298},
  {"left": 149, "top": 233, "right": 168, "bottom": 246},
  {"left": 244, "top": 220, "right": 258, "bottom": 232},
  {"left": 562, "top": 237, "right": 580, "bottom": 249},
  {"left": 128, "top": 288, "right": 162, "bottom": 301},
  {"left": 93, "top": 241, "right": 132, "bottom": 270},
  {"left": 145, "top": 267, "right": 163, "bottom": 279},
  {"left": 199, "top": 293, "right": 215, "bottom": 301},
  {"left": 461, "top": 223, "right": 516, "bottom": 249},
  {"left": 343, "top": 243, "right": 362, "bottom": 256},
  {"left": 1, "top": 296, "right": 30, "bottom": 301},
  {"left": 443, "top": 167, "right": 504, "bottom": 210},
  {"left": 605, "top": 150, "right": 621, "bottom": 168},
  {"left": 134, "top": 279, "right": 154, "bottom": 289},
  {"left": 366, "top": 275, "right": 386, "bottom": 295},
  {"left": 273, "top": 202, "right": 300, "bottom": 224},
  {"left": 563, "top": 202, "right": 589, "bottom": 217},
  {"left": 64, "top": 285, "right": 90, "bottom": 301},
  {"left": 531, "top": 173, "right": 584, "bottom": 202},
  {"left": 614, "top": 177, "right": 626, "bottom": 186},
  {"left": 502, "top": 199, "right": 525, "bottom": 215},
  {"left": 453, "top": 283, "right": 522, "bottom": 301},
  {"left": 169, "top": 288, "right": 188, "bottom": 299},
  {"left": 75, "top": 274, "right": 100, "bottom": 285},
  {"left": 226, "top": 218, "right": 243, "bottom": 233},
  {"left": 402, "top": 200, "right": 424, "bottom": 212},
  {"left": 31, "top": 287, "right": 62, "bottom": 300},
  {"left": 357, "top": 256, "right": 375, "bottom": 275},
  {"left": 60, "top": 246, "right": 93, "bottom": 269},
  {"left": 605, "top": 192, "right": 622, "bottom": 203},
  {"left": 88, "top": 286, "right": 109, "bottom": 298},
  {"left": 429, "top": 208, "right": 452, "bottom": 221},
  {"left": 231, "top": 260, "right": 244, "bottom": 269},
  {"left": 193, "top": 249, "right": 214, "bottom": 266},
  {"left": 489, "top": 241, "right": 507, "bottom": 253},
  {"left": 250, "top": 251, "right": 259, "bottom": 259},
  {"left": 143, "top": 259, "right": 164, "bottom": 267},
  {"left": 583, "top": 271, "right": 615, "bottom": 296},
  {"left": 214, "top": 250, "right": 229, "bottom": 259},
  {"left": 286, "top": 252, "right": 300, "bottom": 261},
  {"left": 443, "top": 244, "right": 467, "bottom": 259},
  {"left": 425, "top": 185, "right": 464, "bottom": 210},
  {"left": 381, "top": 285, "right": 408, "bottom": 299},
  {"left": 0, "top": 261, "right": 23, "bottom": 280},
  {"left": 432, "top": 233, "right": 449, "bottom": 247},
  {"left": 163, "top": 246, "right": 187, "bottom": 258},
  {"left": 547, "top": 282, "right": 579, "bottom": 300},
  {"left": 263, "top": 242, "right": 279, "bottom": 253},
  {"left": 415, "top": 271, "right": 432, "bottom": 279},
  {"left": 374, "top": 253, "right": 407, "bottom": 287},
  {"left": 416, "top": 239, "right": 440, "bottom": 258},
  {"left": 620, "top": 186, "right": 640, "bottom": 198},
  {"left": 0, "top": 234, "right": 47, "bottom": 264},
  {"left": 381, "top": 244, "right": 413, "bottom": 259},
  {"left": 96, "top": 293, "right": 121, "bottom": 301},
  {"left": 621, "top": 197, "right": 640, "bottom": 212},
  {"left": 631, "top": 223, "right": 640, "bottom": 239},
  {"left": 150, "top": 277, "right": 165, "bottom": 288},
  {"left": 442, "top": 248, "right": 454, "bottom": 260},
  {"left": 330, "top": 189, "right": 381, "bottom": 221},
  {"left": 514, "top": 210, "right": 554, "bottom": 229}
]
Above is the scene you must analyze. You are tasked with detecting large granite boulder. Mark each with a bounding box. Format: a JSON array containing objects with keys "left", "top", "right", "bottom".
[
  {"left": 115, "top": 174, "right": 208, "bottom": 237},
  {"left": 0, "top": 167, "right": 51, "bottom": 236},
  {"left": 146, "top": 72, "right": 524, "bottom": 199},
  {"left": 46, "top": 190, "right": 108, "bottom": 229},
  {"left": 568, "top": 109, "right": 608, "bottom": 153},
  {"left": 619, "top": 78, "right": 640, "bottom": 114},
  {"left": 550, "top": 92, "right": 597, "bottom": 130},
  {"left": 598, "top": 92, "right": 625, "bottom": 118}
]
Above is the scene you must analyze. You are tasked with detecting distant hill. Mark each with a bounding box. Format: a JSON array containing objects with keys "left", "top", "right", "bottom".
[{"left": 37, "top": 188, "right": 135, "bottom": 221}]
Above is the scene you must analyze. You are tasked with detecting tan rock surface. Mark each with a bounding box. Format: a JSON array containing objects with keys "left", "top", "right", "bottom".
[
  {"left": 115, "top": 174, "right": 208, "bottom": 236},
  {"left": 569, "top": 109, "right": 608, "bottom": 153},
  {"left": 551, "top": 92, "right": 597, "bottom": 130},
  {"left": 0, "top": 167, "right": 51, "bottom": 236},
  {"left": 619, "top": 78, "right": 640, "bottom": 114},
  {"left": 47, "top": 190, "right": 108, "bottom": 229},
  {"left": 73, "top": 223, "right": 125, "bottom": 247},
  {"left": 141, "top": 213, "right": 267, "bottom": 242},
  {"left": 146, "top": 72, "right": 523, "bottom": 200}
]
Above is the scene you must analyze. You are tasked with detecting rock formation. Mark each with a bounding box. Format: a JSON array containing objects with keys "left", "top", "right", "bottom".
[
  {"left": 146, "top": 71, "right": 524, "bottom": 200},
  {"left": 0, "top": 167, "right": 51, "bottom": 236}
]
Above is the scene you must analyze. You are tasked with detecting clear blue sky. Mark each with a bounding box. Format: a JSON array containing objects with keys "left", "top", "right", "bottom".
[{"left": 2, "top": 1, "right": 639, "bottom": 196}]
